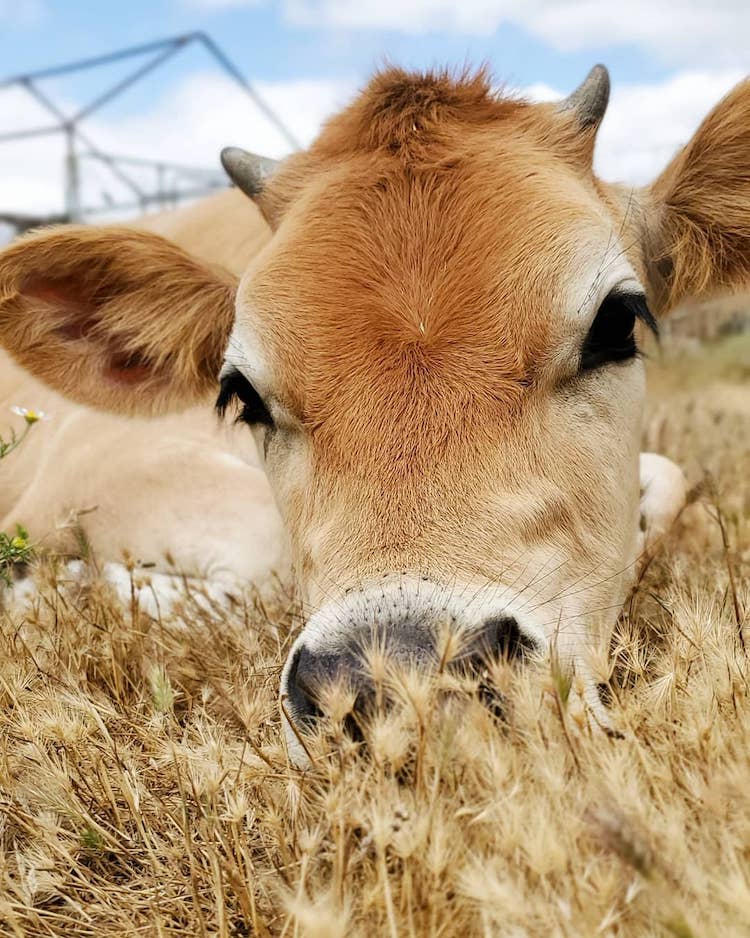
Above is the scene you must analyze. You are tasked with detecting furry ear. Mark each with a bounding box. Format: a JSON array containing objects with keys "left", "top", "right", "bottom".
[
  {"left": 0, "top": 226, "right": 237, "bottom": 415},
  {"left": 644, "top": 78, "right": 750, "bottom": 313}
]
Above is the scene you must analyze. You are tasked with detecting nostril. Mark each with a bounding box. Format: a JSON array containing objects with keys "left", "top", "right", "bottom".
[
  {"left": 454, "top": 615, "right": 538, "bottom": 720},
  {"left": 455, "top": 615, "right": 537, "bottom": 682},
  {"left": 285, "top": 645, "right": 324, "bottom": 728},
  {"left": 285, "top": 641, "right": 386, "bottom": 745},
  {"left": 483, "top": 615, "right": 537, "bottom": 662},
  {"left": 286, "top": 643, "right": 371, "bottom": 732}
]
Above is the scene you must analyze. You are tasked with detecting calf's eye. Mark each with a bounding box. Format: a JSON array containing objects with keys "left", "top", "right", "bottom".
[
  {"left": 581, "top": 291, "right": 657, "bottom": 371},
  {"left": 216, "top": 368, "right": 274, "bottom": 428}
]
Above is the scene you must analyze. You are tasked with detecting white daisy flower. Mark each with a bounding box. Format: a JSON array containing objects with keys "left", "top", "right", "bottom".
[{"left": 11, "top": 406, "right": 51, "bottom": 425}]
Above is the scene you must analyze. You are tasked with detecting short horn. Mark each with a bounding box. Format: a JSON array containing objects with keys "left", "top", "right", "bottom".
[
  {"left": 559, "top": 64, "right": 610, "bottom": 130},
  {"left": 220, "top": 147, "right": 278, "bottom": 200}
]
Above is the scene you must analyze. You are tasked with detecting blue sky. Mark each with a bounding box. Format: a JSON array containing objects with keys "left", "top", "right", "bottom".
[
  {"left": 0, "top": 1, "right": 746, "bottom": 218},
  {"left": 2, "top": 0, "right": 675, "bottom": 99}
]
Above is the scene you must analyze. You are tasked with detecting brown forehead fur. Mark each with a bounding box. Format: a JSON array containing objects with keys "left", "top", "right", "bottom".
[{"left": 245, "top": 69, "right": 601, "bottom": 489}]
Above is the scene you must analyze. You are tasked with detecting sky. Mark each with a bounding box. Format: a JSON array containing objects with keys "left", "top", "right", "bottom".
[{"left": 0, "top": 0, "right": 746, "bottom": 222}]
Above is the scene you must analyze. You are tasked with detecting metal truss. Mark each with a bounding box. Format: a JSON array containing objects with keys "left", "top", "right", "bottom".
[{"left": 0, "top": 32, "right": 296, "bottom": 232}]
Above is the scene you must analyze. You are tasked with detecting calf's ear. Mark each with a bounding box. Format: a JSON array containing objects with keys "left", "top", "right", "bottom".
[
  {"left": 643, "top": 78, "right": 750, "bottom": 314},
  {"left": 0, "top": 226, "right": 236, "bottom": 415}
]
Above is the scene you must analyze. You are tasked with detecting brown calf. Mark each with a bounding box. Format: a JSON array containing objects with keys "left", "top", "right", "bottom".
[{"left": 0, "top": 65, "right": 747, "bottom": 759}]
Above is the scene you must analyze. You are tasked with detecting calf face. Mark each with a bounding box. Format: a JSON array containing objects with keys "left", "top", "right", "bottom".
[
  {"left": 223, "top": 129, "right": 651, "bottom": 736},
  {"left": 1, "top": 66, "right": 747, "bottom": 758}
]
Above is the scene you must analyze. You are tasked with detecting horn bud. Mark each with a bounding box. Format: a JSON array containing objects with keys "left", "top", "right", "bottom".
[
  {"left": 559, "top": 64, "right": 610, "bottom": 131},
  {"left": 220, "top": 147, "right": 278, "bottom": 200}
]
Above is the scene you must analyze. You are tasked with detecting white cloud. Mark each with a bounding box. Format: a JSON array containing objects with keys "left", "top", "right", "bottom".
[
  {"left": 525, "top": 67, "right": 746, "bottom": 185},
  {"left": 0, "top": 72, "right": 354, "bottom": 221},
  {"left": 174, "top": 0, "right": 749, "bottom": 68},
  {"left": 0, "top": 0, "right": 45, "bottom": 26},
  {"left": 86, "top": 71, "right": 353, "bottom": 164},
  {"left": 286, "top": 0, "right": 526, "bottom": 33},
  {"left": 0, "top": 85, "right": 68, "bottom": 216},
  {"left": 285, "top": 0, "right": 750, "bottom": 67},
  {"left": 593, "top": 68, "right": 746, "bottom": 184},
  {"left": 0, "top": 65, "right": 745, "bottom": 231}
]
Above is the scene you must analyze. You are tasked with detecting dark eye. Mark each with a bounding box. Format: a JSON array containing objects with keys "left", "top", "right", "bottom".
[
  {"left": 216, "top": 368, "right": 274, "bottom": 428},
  {"left": 581, "top": 291, "right": 658, "bottom": 371}
]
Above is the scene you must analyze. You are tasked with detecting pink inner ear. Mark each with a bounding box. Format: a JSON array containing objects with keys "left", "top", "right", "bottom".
[
  {"left": 108, "top": 365, "right": 153, "bottom": 386},
  {"left": 23, "top": 276, "right": 155, "bottom": 387},
  {"left": 108, "top": 352, "right": 156, "bottom": 387},
  {"left": 23, "top": 277, "right": 87, "bottom": 309},
  {"left": 23, "top": 277, "right": 98, "bottom": 340}
]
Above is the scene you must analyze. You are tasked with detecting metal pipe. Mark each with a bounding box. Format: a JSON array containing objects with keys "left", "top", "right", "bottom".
[
  {"left": 80, "top": 151, "right": 225, "bottom": 175},
  {"left": 0, "top": 31, "right": 292, "bottom": 222},
  {"left": 0, "top": 126, "right": 62, "bottom": 143},
  {"left": 0, "top": 34, "right": 194, "bottom": 89},
  {"left": 64, "top": 127, "right": 81, "bottom": 222},
  {"left": 198, "top": 33, "right": 301, "bottom": 151},
  {"left": 79, "top": 183, "right": 225, "bottom": 216},
  {"left": 68, "top": 40, "right": 188, "bottom": 124},
  {"left": 19, "top": 77, "right": 69, "bottom": 123},
  {"left": 20, "top": 78, "right": 147, "bottom": 198}
]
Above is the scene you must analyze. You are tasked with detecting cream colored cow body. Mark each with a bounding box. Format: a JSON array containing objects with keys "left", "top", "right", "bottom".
[{"left": 0, "top": 190, "right": 286, "bottom": 591}]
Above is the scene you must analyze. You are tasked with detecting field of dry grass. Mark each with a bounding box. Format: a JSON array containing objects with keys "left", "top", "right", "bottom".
[{"left": 0, "top": 332, "right": 748, "bottom": 937}]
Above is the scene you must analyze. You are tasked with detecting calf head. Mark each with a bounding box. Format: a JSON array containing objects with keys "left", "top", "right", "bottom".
[{"left": 1, "top": 66, "right": 747, "bottom": 757}]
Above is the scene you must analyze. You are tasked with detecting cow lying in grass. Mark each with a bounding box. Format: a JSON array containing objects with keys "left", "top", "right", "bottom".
[{"left": 0, "top": 65, "right": 746, "bottom": 759}]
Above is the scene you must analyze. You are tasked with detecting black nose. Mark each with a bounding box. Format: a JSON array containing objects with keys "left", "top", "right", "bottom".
[{"left": 284, "top": 615, "right": 536, "bottom": 731}]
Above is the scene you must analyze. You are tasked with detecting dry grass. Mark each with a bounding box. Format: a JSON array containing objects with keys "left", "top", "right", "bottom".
[{"left": 1, "top": 334, "right": 749, "bottom": 937}]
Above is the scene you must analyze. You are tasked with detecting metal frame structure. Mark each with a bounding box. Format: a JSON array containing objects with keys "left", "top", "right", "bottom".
[{"left": 0, "top": 32, "right": 296, "bottom": 232}]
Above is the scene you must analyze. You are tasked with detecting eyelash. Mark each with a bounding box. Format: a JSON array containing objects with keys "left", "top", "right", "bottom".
[
  {"left": 581, "top": 292, "right": 658, "bottom": 371},
  {"left": 216, "top": 369, "right": 274, "bottom": 428}
]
